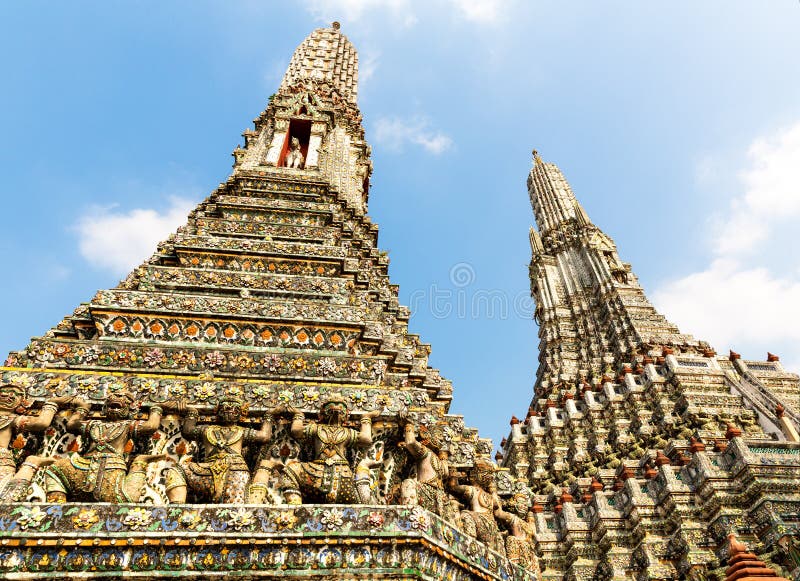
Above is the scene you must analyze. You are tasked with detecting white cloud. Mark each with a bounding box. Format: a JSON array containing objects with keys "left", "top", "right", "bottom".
[
  {"left": 300, "top": 0, "right": 417, "bottom": 28},
  {"left": 300, "top": 0, "right": 509, "bottom": 29},
  {"left": 653, "top": 121, "right": 800, "bottom": 368},
  {"left": 448, "top": 0, "right": 505, "bottom": 22},
  {"left": 373, "top": 116, "right": 453, "bottom": 154},
  {"left": 714, "top": 122, "right": 800, "bottom": 255},
  {"left": 358, "top": 50, "right": 380, "bottom": 86},
  {"left": 75, "top": 197, "right": 196, "bottom": 277},
  {"left": 653, "top": 259, "right": 800, "bottom": 355}
]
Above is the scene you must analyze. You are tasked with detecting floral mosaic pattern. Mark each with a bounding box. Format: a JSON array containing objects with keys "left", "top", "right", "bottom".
[
  {"left": 15, "top": 345, "right": 390, "bottom": 380},
  {"left": 213, "top": 195, "right": 336, "bottom": 214},
  {"left": 95, "top": 315, "right": 361, "bottom": 350},
  {"left": 143, "top": 268, "right": 351, "bottom": 296},
  {"left": 174, "top": 234, "right": 350, "bottom": 258},
  {"left": 0, "top": 369, "right": 426, "bottom": 414},
  {"left": 195, "top": 217, "right": 336, "bottom": 242},
  {"left": 177, "top": 252, "right": 341, "bottom": 276},
  {"left": 0, "top": 504, "right": 536, "bottom": 581},
  {"left": 91, "top": 289, "right": 372, "bottom": 323}
]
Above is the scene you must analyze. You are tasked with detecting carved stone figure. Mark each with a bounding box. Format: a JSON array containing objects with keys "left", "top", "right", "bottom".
[
  {"left": 777, "top": 532, "right": 800, "bottom": 573},
  {"left": 285, "top": 137, "right": 304, "bottom": 168},
  {"left": 449, "top": 458, "right": 505, "bottom": 555},
  {"left": 165, "top": 395, "right": 272, "bottom": 504},
  {"left": 400, "top": 421, "right": 457, "bottom": 523},
  {"left": 44, "top": 390, "right": 165, "bottom": 502},
  {"left": 278, "top": 397, "right": 379, "bottom": 504},
  {"left": 0, "top": 383, "right": 66, "bottom": 486},
  {"left": 496, "top": 492, "right": 538, "bottom": 570}
]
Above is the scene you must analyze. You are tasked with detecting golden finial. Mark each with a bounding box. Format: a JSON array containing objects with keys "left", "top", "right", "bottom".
[
  {"left": 532, "top": 149, "right": 542, "bottom": 165},
  {"left": 332, "top": 21, "right": 341, "bottom": 30}
]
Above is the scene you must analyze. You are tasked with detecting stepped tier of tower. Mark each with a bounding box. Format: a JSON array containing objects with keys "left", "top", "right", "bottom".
[
  {"left": 500, "top": 154, "right": 800, "bottom": 580},
  {"left": 11, "top": 172, "right": 448, "bottom": 392},
  {"left": 4, "top": 166, "right": 504, "bottom": 470}
]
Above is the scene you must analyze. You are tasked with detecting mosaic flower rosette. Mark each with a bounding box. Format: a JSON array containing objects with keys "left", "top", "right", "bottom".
[{"left": 0, "top": 504, "right": 535, "bottom": 581}]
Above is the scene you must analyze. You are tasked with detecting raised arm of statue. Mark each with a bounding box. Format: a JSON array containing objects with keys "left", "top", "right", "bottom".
[
  {"left": 288, "top": 407, "right": 307, "bottom": 440},
  {"left": 180, "top": 406, "right": 202, "bottom": 441},
  {"left": 64, "top": 397, "right": 92, "bottom": 433},
  {"left": 15, "top": 396, "right": 68, "bottom": 433},
  {"left": 448, "top": 472, "right": 470, "bottom": 497},
  {"left": 250, "top": 412, "right": 274, "bottom": 444},
  {"left": 135, "top": 403, "right": 164, "bottom": 437},
  {"left": 403, "top": 422, "right": 426, "bottom": 458},
  {"left": 356, "top": 409, "right": 380, "bottom": 447}
]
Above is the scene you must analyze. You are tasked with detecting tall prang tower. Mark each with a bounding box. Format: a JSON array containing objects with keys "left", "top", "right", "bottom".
[
  {"left": 0, "top": 25, "right": 538, "bottom": 581},
  {"left": 501, "top": 152, "right": 800, "bottom": 580}
]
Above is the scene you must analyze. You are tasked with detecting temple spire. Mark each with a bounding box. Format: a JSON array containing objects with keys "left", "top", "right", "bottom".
[
  {"left": 279, "top": 22, "right": 359, "bottom": 103},
  {"left": 526, "top": 152, "right": 689, "bottom": 382},
  {"left": 230, "top": 24, "right": 372, "bottom": 212},
  {"left": 527, "top": 152, "right": 585, "bottom": 234}
]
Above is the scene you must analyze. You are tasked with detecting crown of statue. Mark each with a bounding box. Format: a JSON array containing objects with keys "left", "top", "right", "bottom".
[
  {"left": 1, "top": 383, "right": 25, "bottom": 397},
  {"left": 471, "top": 457, "right": 497, "bottom": 486},
  {"left": 419, "top": 423, "right": 447, "bottom": 452},
  {"left": 320, "top": 396, "right": 348, "bottom": 411},
  {"left": 106, "top": 388, "right": 135, "bottom": 405},
  {"left": 217, "top": 393, "right": 245, "bottom": 407}
]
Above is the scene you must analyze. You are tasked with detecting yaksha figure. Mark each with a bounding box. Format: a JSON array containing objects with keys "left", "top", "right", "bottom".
[
  {"left": 165, "top": 395, "right": 272, "bottom": 504},
  {"left": 285, "top": 137, "right": 304, "bottom": 169},
  {"left": 278, "top": 397, "right": 379, "bottom": 504},
  {"left": 44, "top": 390, "right": 165, "bottom": 503},
  {"left": 400, "top": 421, "right": 457, "bottom": 523},
  {"left": 449, "top": 458, "right": 506, "bottom": 555},
  {"left": 0, "top": 383, "right": 66, "bottom": 486},
  {"left": 496, "top": 491, "right": 539, "bottom": 571}
]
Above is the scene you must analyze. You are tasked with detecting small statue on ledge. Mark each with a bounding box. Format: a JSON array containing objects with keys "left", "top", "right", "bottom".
[
  {"left": 496, "top": 491, "right": 538, "bottom": 570},
  {"left": 449, "top": 458, "right": 506, "bottom": 555},
  {"left": 0, "top": 383, "right": 67, "bottom": 487},
  {"left": 278, "top": 397, "right": 379, "bottom": 504},
  {"left": 165, "top": 395, "right": 273, "bottom": 504},
  {"left": 400, "top": 420, "right": 457, "bottom": 524},
  {"left": 285, "top": 137, "right": 305, "bottom": 169},
  {"left": 44, "top": 390, "right": 165, "bottom": 503}
]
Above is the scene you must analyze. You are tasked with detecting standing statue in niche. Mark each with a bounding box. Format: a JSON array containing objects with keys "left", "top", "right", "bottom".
[
  {"left": 449, "top": 458, "right": 506, "bottom": 555},
  {"left": 44, "top": 390, "right": 166, "bottom": 503},
  {"left": 0, "top": 383, "right": 67, "bottom": 487},
  {"left": 400, "top": 420, "right": 457, "bottom": 523},
  {"left": 165, "top": 395, "right": 273, "bottom": 504},
  {"left": 285, "top": 137, "right": 305, "bottom": 169},
  {"left": 278, "top": 397, "right": 379, "bottom": 504}
]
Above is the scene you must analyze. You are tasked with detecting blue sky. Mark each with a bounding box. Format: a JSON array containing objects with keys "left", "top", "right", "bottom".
[{"left": 1, "top": 1, "right": 799, "bottom": 446}]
